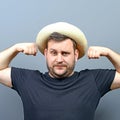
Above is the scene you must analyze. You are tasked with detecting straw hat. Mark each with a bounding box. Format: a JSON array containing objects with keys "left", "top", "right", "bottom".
[{"left": 36, "top": 22, "right": 87, "bottom": 59}]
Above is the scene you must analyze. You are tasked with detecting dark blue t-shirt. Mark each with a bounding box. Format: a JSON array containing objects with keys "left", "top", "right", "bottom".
[{"left": 11, "top": 67, "right": 115, "bottom": 120}]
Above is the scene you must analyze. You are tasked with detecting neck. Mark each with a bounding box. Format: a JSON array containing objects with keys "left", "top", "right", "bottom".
[{"left": 49, "top": 71, "right": 74, "bottom": 78}]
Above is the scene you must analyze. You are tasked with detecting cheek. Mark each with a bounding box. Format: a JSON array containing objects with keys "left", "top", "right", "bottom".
[
  {"left": 63, "top": 57, "right": 74, "bottom": 65},
  {"left": 46, "top": 55, "right": 55, "bottom": 65}
]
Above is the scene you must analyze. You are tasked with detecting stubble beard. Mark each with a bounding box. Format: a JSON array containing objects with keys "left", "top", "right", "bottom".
[{"left": 47, "top": 61, "right": 76, "bottom": 78}]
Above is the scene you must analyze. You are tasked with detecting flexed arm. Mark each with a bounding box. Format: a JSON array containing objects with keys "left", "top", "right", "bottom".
[
  {"left": 87, "top": 46, "right": 120, "bottom": 90},
  {"left": 0, "top": 43, "right": 38, "bottom": 87}
]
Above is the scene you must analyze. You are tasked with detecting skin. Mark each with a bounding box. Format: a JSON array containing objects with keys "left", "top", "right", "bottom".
[
  {"left": 0, "top": 41, "right": 120, "bottom": 90},
  {"left": 44, "top": 39, "right": 79, "bottom": 78}
]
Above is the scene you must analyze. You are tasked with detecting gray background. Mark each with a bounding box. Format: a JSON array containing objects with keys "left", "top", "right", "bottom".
[{"left": 0, "top": 0, "right": 120, "bottom": 120}]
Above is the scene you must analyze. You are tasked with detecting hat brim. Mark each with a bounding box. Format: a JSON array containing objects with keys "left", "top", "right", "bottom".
[{"left": 36, "top": 22, "right": 88, "bottom": 59}]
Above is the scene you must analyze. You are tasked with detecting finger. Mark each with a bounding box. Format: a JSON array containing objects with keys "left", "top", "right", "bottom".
[
  {"left": 87, "top": 49, "right": 100, "bottom": 59},
  {"left": 21, "top": 43, "right": 38, "bottom": 56},
  {"left": 94, "top": 51, "right": 100, "bottom": 59},
  {"left": 22, "top": 47, "right": 32, "bottom": 55},
  {"left": 87, "top": 49, "right": 95, "bottom": 59},
  {"left": 32, "top": 45, "right": 38, "bottom": 56}
]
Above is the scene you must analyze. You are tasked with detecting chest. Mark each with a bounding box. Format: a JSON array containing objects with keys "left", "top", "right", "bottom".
[
  {"left": 21, "top": 78, "right": 100, "bottom": 112},
  {"left": 19, "top": 76, "right": 101, "bottom": 120}
]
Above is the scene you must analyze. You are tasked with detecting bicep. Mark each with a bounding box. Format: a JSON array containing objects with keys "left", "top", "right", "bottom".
[
  {"left": 110, "top": 71, "right": 120, "bottom": 90},
  {"left": 0, "top": 67, "right": 12, "bottom": 87}
]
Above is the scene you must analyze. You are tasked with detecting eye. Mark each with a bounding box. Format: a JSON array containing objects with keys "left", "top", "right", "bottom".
[
  {"left": 50, "top": 50, "right": 57, "bottom": 56},
  {"left": 62, "top": 52, "right": 70, "bottom": 56}
]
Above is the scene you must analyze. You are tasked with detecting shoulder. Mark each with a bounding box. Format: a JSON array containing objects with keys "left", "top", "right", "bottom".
[
  {"left": 79, "top": 69, "right": 115, "bottom": 75},
  {"left": 11, "top": 67, "right": 40, "bottom": 73},
  {"left": 11, "top": 67, "right": 46, "bottom": 90},
  {"left": 76, "top": 69, "right": 115, "bottom": 82},
  {"left": 11, "top": 67, "right": 44, "bottom": 78}
]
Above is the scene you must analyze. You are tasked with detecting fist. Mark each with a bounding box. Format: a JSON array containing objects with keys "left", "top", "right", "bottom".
[
  {"left": 15, "top": 43, "right": 38, "bottom": 56},
  {"left": 87, "top": 46, "right": 109, "bottom": 59}
]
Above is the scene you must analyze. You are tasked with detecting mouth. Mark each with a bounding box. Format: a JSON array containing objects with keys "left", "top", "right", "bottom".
[{"left": 54, "top": 64, "right": 67, "bottom": 69}]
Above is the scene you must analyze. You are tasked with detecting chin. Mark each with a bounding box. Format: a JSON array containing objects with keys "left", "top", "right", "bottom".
[{"left": 54, "top": 71, "right": 69, "bottom": 78}]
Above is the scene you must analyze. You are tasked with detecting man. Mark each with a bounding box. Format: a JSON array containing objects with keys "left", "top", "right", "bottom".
[{"left": 0, "top": 22, "right": 120, "bottom": 120}]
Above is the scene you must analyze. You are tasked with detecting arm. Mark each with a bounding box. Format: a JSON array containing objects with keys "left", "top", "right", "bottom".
[
  {"left": 0, "top": 43, "right": 38, "bottom": 87},
  {"left": 87, "top": 46, "right": 120, "bottom": 90}
]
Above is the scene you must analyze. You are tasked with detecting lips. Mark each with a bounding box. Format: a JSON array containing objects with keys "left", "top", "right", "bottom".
[{"left": 54, "top": 64, "right": 67, "bottom": 68}]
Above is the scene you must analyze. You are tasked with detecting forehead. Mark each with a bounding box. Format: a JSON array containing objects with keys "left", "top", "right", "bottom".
[{"left": 47, "top": 39, "right": 74, "bottom": 50}]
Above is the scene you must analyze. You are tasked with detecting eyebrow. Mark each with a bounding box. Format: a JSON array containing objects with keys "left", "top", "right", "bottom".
[{"left": 49, "top": 48, "right": 71, "bottom": 54}]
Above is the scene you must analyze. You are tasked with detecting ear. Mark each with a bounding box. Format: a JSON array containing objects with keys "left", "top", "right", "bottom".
[
  {"left": 44, "top": 49, "right": 48, "bottom": 57},
  {"left": 75, "top": 49, "right": 79, "bottom": 62}
]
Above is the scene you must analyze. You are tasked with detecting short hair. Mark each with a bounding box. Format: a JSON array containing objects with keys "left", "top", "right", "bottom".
[{"left": 46, "top": 32, "right": 77, "bottom": 50}]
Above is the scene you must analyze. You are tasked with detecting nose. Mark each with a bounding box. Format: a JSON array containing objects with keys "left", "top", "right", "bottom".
[{"left": 56, "top": 54, "right": 63, "bottom": 62}]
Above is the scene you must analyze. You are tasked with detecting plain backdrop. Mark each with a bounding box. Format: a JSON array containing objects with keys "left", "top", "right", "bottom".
[{"left": 0, "top": 0, "right": 120, "bottom": 120}]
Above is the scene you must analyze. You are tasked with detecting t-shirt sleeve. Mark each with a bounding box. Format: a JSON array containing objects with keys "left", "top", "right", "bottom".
[
  {"left": 90, "top": 69, "right": 116, "bottom": 97},
  {"left": 11, "top": 67, "right": 38, "bottom": 94},
  {"left": 11, "top": 67, "right": 27, "bottom": 92}
]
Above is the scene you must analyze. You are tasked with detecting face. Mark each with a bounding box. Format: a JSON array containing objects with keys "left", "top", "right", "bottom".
[{"left": 44, "top": 39, "right": 79, "bottom": 78}]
